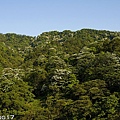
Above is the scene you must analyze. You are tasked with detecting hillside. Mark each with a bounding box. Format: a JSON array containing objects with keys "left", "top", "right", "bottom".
[{"left": 0, "top": 29, "right": 120, "bottom": 119}]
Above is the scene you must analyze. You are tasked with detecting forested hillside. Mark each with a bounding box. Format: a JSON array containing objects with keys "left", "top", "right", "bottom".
[{"left": 0, "top": 29, "right": 120, "bottom": 120}]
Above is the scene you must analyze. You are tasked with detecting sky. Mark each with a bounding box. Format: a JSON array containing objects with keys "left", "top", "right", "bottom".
[{"left": 0, "top": 0, "right": 120, "bottom": 36}]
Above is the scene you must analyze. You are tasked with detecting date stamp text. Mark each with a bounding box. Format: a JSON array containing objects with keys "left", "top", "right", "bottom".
[{"left": 0, "top": 115, "right": 14, "bottom": 120}]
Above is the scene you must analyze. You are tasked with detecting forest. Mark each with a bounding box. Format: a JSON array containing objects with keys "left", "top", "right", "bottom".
[{"left": 0, "top": 29, "right": 120, "bottom": 120}]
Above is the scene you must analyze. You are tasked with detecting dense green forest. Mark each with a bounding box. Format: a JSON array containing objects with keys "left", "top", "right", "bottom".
[{"left": 0, "top": 29, "right": 120, "bottom": 120}]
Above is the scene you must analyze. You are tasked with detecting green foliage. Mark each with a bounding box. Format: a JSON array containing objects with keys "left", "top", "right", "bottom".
[
  {"left": 24, "top": 68, "right": 48, "bottom": 98},
  {"left": 0, "top": 73, "right": 35, "bottom": 116},
  {"left": 0, "top": 29, "right": 120, "bottom": 119}
]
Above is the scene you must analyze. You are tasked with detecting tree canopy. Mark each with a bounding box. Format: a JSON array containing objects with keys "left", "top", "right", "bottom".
[{"left": 0, "top": 29, "right": 120, "bottom": 119}]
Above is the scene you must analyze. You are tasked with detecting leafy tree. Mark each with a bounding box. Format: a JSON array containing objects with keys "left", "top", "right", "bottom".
[
  {"left": 24, "top": 68, "right": 48, "bottom": 99},
  {"left": 0, "top": 76, "right": 34, "bottom": 117}
]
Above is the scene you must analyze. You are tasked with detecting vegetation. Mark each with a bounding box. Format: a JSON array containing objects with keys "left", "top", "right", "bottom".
[{"left": 0, "top": 29, "right": 120, "bottom": 119}]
